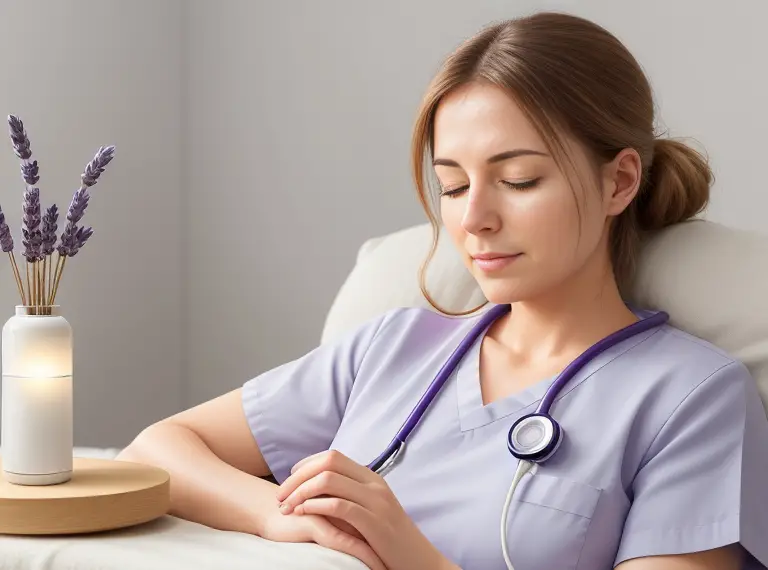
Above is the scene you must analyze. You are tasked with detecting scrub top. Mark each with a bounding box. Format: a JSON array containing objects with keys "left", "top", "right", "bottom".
[{"left": 241, "top": 304, "right": 768, "bottom": 570}]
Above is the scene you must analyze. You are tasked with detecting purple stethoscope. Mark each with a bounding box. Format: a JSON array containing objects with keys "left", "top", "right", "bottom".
[
  {"left": 365, "top": 303, "right": 669, "bottom": 568},
  {"left": 367, "top": 302, "right": 669, "bottom": 473}
]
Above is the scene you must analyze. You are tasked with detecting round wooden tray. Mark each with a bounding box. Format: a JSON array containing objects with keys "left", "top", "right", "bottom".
[{"left": 0, "top": 456, "right": 170, "bottom": 535}]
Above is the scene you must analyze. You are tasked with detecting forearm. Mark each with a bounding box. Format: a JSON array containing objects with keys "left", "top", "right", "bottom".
[{"left": 116, "top": 422, "right": 276, "bottom": 536}]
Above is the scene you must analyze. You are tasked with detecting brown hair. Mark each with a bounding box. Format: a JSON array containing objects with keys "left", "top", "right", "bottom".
[{"left": 412, "top": 12, "right": 712, "bottom": 315}]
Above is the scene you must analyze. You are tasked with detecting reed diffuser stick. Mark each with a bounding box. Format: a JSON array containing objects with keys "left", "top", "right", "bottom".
[
  {"left": 37, "top": 260, "right": 43, "bottom": 308},
  {"left": 47, "top": 257, "right": 52, "bottom": 303},
  {"left": 48, "top": 253, "right": 60, "bottom": 306},
  {"left": 25, "top": 261, "right": 31, "bottom": 306},
  {"left": 8, "top": 253, "right": 25, "bottom": 306},
  {"left": 50, "top": 255, "right": 67, "bottom": 305}
]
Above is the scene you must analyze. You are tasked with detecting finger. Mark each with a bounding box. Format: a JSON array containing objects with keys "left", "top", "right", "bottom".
[
  {"left": 311, "top": 516, "right": 386, "bottom": 570},
  {"left": 279, "top": 470, "right": 374, "bottom": 515},
  {"left": 288, "top": 451, "right": 325, "bottom": 475},
  {"left": 279, "top": 450, "right": 374, "bottom": 502},
  {"left": 297, "top": 497, "right": 378, "bottom": 542},
  {"left": 326, "top": 516, "right": 365, "bottom": 541}
]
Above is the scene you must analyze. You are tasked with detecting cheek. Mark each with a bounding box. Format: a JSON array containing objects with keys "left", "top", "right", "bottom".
[
  {"left": 521, "top": 187, "right": 604, "bottom": 265},
  {"left": 504, "top": 189, "right": 579, "bottom": 253}
]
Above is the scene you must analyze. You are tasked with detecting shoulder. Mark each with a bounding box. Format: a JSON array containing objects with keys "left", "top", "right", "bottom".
[
  {"left": 366, "top": 304, "right": 485, "bottom": 342},
  {"left": 337, "top": 304, "right": 488, "bottom": 375},
  {"left": 613, "top": 316, "right": 768, "bottom": 568},
  {"left": 621, "top": 309, "right": 753, "bottom": 401}
]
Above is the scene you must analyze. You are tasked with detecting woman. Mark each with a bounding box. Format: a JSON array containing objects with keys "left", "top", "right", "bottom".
[{"left": 117, "top": 11, "right": 768, "bottom": 570}]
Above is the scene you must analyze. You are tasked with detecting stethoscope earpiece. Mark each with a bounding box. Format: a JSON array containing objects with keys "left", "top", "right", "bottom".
[{"left": 507, "top": 413, "right": 563, "bottom": 463}]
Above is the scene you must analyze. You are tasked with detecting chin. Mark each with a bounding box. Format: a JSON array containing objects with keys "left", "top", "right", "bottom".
[{"left": 474, "top": 278, "right": 533, "bottom": 306}]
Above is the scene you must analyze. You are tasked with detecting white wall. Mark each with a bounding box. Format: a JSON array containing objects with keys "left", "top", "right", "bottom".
[
  {"left": 0, "top": 1, "right": 765, "bottom": 446},
  {"left": 184, "top": 0, "right": 768, "bottom": 408},
  {"left": 0, "top": 0, "right": 184, "bottom": 447}
]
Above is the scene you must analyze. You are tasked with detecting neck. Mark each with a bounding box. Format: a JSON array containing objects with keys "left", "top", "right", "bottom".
[{"left": 494, "top": 254, "right": 637, "bottom": 363}]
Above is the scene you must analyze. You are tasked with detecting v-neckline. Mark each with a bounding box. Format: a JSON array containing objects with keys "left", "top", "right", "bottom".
[{"left": 455, "top": 305, "right": 662, "bottom": 432}]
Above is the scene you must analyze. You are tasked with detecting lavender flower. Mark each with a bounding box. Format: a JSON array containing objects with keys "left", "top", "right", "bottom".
[
  {"left": 65, "top": 187, "right": 90, "bottom": 225},
  {"left": 60, "top": 145, "right": 113, "bottom": 226},
  {"left": 0, "top": 207, "right": 14, "bottom": 253},
  {"left": 68, "top": 226, "right": 93, "bottom": 257},
  {"left": 21, "top": 188, "right": 42, "bottom": 261},
  {"left": 41, "top": 204, "right": 59, "bottom": 256},
  {"left": 58, "top": 225, "right": 92, "bottom": 257},
  {"left": 20, "top": 161, "right": 39, "bottom": 185},
  {"left": 57, "top": 145, "right": 114, "bottom": 258},
  {"left": 56, "top": 225, "right": 76, "bottom": 257},
  {"left": 81, "top": 146, "right": 115, "bottom": 188},
  {"left": 7, "top": 115, "right": 31, "bottom": 161},
  {"left": 57, "top": 188, "right": 89, "bottom": 257},
  {"left": 8, "top": 115, "right": 41, "bottom": 188}
]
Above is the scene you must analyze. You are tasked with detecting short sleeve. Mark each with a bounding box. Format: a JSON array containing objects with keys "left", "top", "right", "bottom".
[
  {"left": 614, "top": 360, "right": 768, "bottom": 568},
  {"left": 241, "top": 310, "right": 392, "bottom": 484}
]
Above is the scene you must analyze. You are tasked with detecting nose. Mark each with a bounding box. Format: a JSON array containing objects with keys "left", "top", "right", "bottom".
[{"left": 461, "top": 183, "right": 501, "bottom": 235}]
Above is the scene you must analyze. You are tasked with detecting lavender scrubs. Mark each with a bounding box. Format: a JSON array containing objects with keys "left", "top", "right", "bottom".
[{"left": 242, "top": 305, "right": 768, "bottom": 569}]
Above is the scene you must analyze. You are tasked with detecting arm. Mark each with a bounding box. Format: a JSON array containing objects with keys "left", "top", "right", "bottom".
[
  {"left": 116, "top": 388, "right": 275, "bottom": 535},
  {"left": 615, "top": 544, "right": 744, "bottom": 569},
  {"left": 117, "top": 388, "right": 386, "bottom": 570}
]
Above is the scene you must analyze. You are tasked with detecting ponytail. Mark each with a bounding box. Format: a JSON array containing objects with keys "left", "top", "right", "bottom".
[{"left": 637, "top": 138, "right": 712, "bottom": 231}]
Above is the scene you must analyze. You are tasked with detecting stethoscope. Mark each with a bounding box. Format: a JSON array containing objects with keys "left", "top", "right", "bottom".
[{"left": 365, "top": 303, "right": 669, "bottom": 569}]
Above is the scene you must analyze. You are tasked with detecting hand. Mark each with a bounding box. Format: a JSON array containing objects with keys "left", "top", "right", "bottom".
[
  {"left": 276, "top": 450, "right": 457, "bottom": 570},
  {"left": 260, "top": 500, "right": 387, "bottom": 570}
]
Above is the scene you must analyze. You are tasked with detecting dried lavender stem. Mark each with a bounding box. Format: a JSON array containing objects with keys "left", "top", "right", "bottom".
[
  {"left": 50, "top": 255, "right": 67, "bottom": 305},
  {"left": 33, "top": 261, "right": 38, "bottom": 310},
  {"left": 25, "top": 261, "right": 31, "bottom": 307},
  {"left": 8, "top": 252, "right": 25, "bottom": 305},
  {"left": 48, "top": 253, "right": 61, "bottom": 306},
  {"left": 37, "top": 260, "right": 43, "bottom": 307},
  {"left": 47, "top": 256, "right": 53, "bottom": 304},
  {"left": 42, "top": 257, "right": 47, "bottom": 306}
]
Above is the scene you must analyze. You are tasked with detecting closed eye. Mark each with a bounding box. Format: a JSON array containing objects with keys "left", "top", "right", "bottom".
[
  {"left": 501, "top": 178, "right": 541, "bottom": 191},
  {"left": 439, "top": 177, "right": 541, "bottom": 198}
]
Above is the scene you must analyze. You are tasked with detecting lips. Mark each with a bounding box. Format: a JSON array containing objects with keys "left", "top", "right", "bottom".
[
  {"left": 471, "top": 253, "right": 522, "bottom": 272},
  {"left": 471, "top": 252, "right": 519, "bottom": 260}
]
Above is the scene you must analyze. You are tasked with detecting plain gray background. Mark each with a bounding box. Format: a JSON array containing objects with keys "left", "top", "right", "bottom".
[{"left": 0, "top": 0, "right": 765, "bottom": 447}]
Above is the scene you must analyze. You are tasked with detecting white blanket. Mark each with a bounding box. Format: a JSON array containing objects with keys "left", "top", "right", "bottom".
[
  {"left": 0, "top": 448, "right": 369, "bottom": 569},
  {"left": 0, "top": 515, "right": 370, "bottom": 570}
]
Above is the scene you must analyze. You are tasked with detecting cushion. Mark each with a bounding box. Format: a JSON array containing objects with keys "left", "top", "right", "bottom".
[{"left": 322, "top": 219, "right": 768, "bottom": 408}]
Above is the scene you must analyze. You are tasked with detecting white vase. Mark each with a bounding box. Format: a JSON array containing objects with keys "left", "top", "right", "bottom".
[{"left": 1, "top": 305, "right": 73, "bottom": 485}]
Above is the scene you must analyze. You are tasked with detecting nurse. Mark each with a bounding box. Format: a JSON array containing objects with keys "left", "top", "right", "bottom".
[{"left": 118, "top": 11, "right": 768, "bottom": 570}]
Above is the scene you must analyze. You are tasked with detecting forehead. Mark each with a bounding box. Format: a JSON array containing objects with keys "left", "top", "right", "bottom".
[{"left": 432, "top": 82, "right": 546, "bottom": 160}]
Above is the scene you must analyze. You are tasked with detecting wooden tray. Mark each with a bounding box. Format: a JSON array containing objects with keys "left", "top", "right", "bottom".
[{"left": 0, "top": 457, "right": 170, "bottom": 535}]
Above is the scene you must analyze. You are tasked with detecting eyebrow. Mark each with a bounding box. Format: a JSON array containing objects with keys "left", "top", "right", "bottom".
[{"left": 432, "top": 149, "right": 548, "bottom": 167}]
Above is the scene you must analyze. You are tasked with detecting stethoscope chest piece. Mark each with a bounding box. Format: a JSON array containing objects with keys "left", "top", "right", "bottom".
[{"left": 507, "top": 413, "right": 563, "bottom": 463}]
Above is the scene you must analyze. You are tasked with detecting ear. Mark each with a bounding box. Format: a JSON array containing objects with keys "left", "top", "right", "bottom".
[{"left": 601, "top": 148, "right": 642, "bottom": 216}]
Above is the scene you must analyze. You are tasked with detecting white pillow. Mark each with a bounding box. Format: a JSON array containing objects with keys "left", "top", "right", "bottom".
[{"left": 322, "top": 219, "right": 768, "bottom": 407}]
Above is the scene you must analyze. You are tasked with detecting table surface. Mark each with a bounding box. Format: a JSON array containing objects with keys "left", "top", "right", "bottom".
[{"left": 0, "top": 456, "right": 170, "bottom": 535}]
